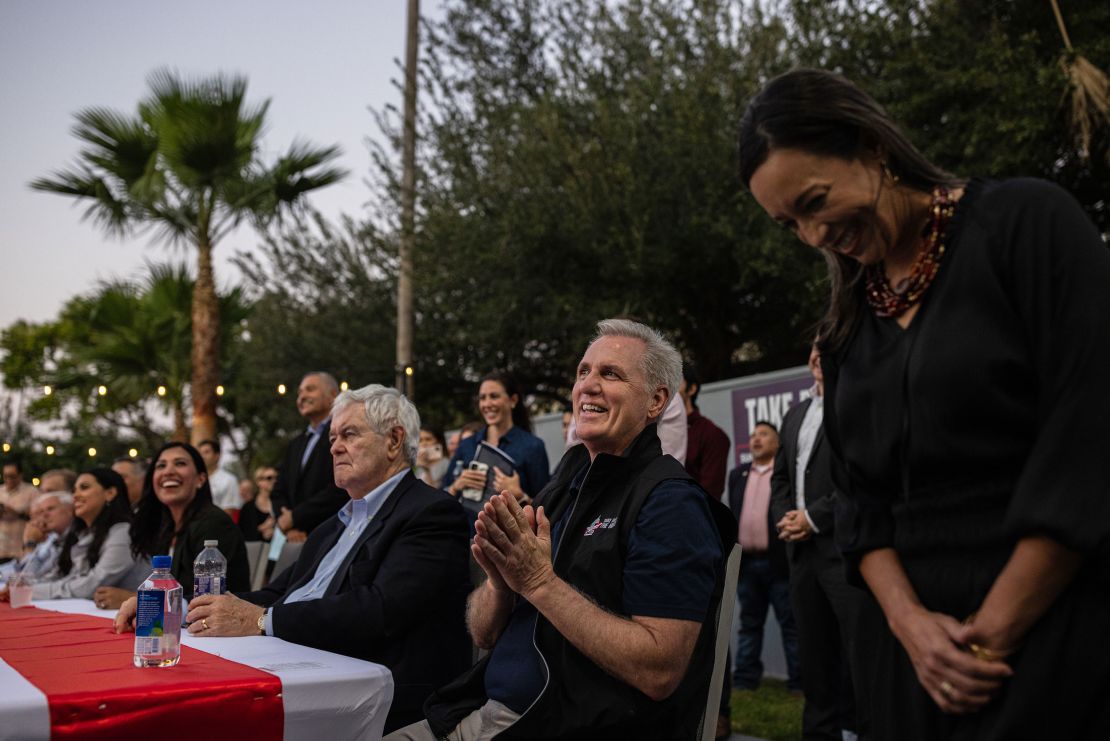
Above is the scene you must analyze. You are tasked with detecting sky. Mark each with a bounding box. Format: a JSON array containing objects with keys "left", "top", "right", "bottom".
[{"left": 0, "top": 0, "right": 442, "bottom": 330}]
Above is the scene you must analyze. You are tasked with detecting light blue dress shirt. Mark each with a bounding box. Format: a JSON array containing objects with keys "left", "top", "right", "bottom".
[{"left": 263, "top": 469, "right": 407, "bottom": 635}]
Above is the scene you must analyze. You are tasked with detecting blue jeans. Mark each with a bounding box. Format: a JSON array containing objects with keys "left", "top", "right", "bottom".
[{"left": 733, "top": 555, "right": 800, "bottom": 689}]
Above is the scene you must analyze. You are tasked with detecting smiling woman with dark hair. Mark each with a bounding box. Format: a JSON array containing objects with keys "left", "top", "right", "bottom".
[
  {"left": 0, "top": 468, "right": 148, "bottom": 601},
  {"left": 739, "top": 68, "right": 1110, "bottom": 740},
  {"left": 129, "top": 441, "right": 251, "bottom": 597}
]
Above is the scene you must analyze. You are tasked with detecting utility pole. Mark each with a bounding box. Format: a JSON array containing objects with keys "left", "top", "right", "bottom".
[{"left": 396, "top": 0, "right": 419, "bottom": 399}]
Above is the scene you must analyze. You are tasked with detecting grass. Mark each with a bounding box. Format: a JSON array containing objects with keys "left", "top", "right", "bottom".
[{"left": 728, "top": 679, "right": 804, "bottom": 740}]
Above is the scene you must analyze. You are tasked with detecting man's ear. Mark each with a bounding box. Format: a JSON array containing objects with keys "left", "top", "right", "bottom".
[
  {"left": 389, "top": 427, "right": 406, "bottom": 458},
  {"left": 646, "top": 386, "right": 669, "bottom": 421}
]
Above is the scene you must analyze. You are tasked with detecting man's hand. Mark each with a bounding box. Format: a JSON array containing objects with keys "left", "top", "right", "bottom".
[
  {"left": 94, "top": 586, "right": 135, "bottom": 610},
  {"left": 776, "top": 510, "right": 813, "bottom": 542},
  {"left": 258, "top": 516, "right": 275, "bottom": 541},
  {"left": 473, "top": 492, "right": 555, "bottom": 599},
  {"left": 186, "top": 594, "right": 265, "bottom": 637},
  {"left": 285, "top": 529, "right": 308, "bottom": 543},
  {"left": 277, "top": 507, "right": 295, "bottom": 533},
  {"left": 22, "top": 521, "right": 44, "bottom": 548}
]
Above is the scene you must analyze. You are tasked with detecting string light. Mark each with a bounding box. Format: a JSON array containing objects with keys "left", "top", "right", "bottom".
[
  {"left": 277, "top": 384, "right": 287, "bottom": 395},
  {"left": 2, "top": 442, "right": 9, "bottom": 453},
  {"left": 157, "top": 385, "right": 167, "bottom": 397},
  {"left": 128, "top": 448, "right": 139, "bottom": 458},
  {"left": 88, "top": 447, "right": 97, "bottom": 457},
  {"left": 97, "top": 385, "right": 107, "bottom": 396},
  {"left": 43, "top": 385, "right": 53, "bottom": 396},
  {"left": 340, "top": 381, "right": 349, "bottom": 391},
  {"left": 32, "top": 477, "right": 40, "bottom": 487},
  {"left": 45, "top": 445, "right": 55, "bottom": 455},
  {"left": 405, "top": 366, "right": 414, "bottom": 377},
  {"left": 216, "top": 385, "right": 225, "bottom": 396}
]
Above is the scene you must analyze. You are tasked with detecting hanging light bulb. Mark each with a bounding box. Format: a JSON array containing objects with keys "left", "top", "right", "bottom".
[
  {"left": 32, "top": 477, "right": 40, "bottom": 487},
  {"left": 2, "top": 442, "right": 10, "bottom": 453},
  {"left": 216, "top": 385, "right": 225, "bottom": 396},
  {"left": 45, "top": 445, "right": 55, "bottom": 455},
  {"left": 157, "top": 385, "right": 167, "bottom": 397},
  {"left": 97, "top": 385, "right": 107, "bottom": 396},
  {"left": 128, "top": 448, "right": 139, "bottom": 458},
  {"left": 277, "top": 384, "right": 287, "bottom": 395},
  {"left": 340, "top": 381, "right": 349, "bottom": 391},
  {"left": 88, "top": 447, "right": 97, "bottom": 457},
  {"left": 43, "top": 385, "right": 53, "bottom": 396}
]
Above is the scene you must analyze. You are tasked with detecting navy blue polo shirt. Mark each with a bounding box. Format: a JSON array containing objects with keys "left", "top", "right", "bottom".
[{"left": 483, "top": 465, "right": 721, "bottom": 713}]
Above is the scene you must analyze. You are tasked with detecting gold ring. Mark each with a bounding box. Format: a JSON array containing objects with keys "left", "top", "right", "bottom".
[
  {"left": 940, "top": 680, "right": 954, "bottom": 697},
  {"left": 202, "top": 618, "right": 209, "bottom": 630},
  {"left": 968, "top": 642, "right": 1008, "bottom": 662}
]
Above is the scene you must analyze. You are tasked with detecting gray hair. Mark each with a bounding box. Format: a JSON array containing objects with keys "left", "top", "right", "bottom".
[
  {"left": 303, "top": 371, "right": 340, "bottom": 394},
  {"left": 34, "top": 490, "right": 74, "bottom": 508},
  {"left": 332, "top": 384, "right": 421, "bottom": 464},
  {"left": 593, "top": 319, "right": 682, "bottom": 399}
]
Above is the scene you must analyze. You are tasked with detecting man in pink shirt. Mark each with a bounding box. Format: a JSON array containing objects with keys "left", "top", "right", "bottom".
[{"left": 727, "top": 421, "right": 800, "bottom": 691}]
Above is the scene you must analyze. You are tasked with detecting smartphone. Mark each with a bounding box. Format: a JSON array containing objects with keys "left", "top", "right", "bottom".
[{"left": 461, "top": 461, "right": 490, "bottom": 501}]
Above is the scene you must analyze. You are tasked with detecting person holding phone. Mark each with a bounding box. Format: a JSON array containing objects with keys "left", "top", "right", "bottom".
[{"left": 441, "top": 371, "right": 550, "bottom": 505}]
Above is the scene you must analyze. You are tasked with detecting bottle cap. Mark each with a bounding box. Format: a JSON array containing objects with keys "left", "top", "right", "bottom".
[
  {"left": 152, "top": 555, "right": 172, "bottom": 569},
  {"left": 203, "top": 540, "right": 219, "bottom": 547}
]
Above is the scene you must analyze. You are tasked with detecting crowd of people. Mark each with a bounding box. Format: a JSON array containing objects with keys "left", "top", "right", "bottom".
[{"left": 2, "top": 68, "right": 1108, "bottom": 740}]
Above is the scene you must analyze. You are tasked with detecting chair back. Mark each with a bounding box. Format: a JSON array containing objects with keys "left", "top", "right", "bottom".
[
  {"left": 699, "top": 543, "right": 742, "bottom": 741},
  {"left": 272, "top": 541, "right": 304, "bottom": 580},
  {"left": 244, "top": 540, "right": 268, "bottom": 591}
]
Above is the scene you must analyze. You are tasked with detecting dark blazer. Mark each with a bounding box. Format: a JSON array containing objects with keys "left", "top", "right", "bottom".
[
  {"left": 769, "top": 397, "right": 838, "bottom": 562},
  {"left": 269, "top": 419, "right": 348, "bottom": 535},
  {"left": 728, "top": 461, "right": 788, "bottom": 579},
  {"left": 239, "top": 471, "right": 472, "bottom": 734}
]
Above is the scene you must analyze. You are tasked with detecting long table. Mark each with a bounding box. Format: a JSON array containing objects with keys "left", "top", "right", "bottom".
[{"left": 0, "top": 599, "right": 393, "bottom": 740}]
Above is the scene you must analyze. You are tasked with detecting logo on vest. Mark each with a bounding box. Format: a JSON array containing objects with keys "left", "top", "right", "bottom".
[{"left": 584, "top": 516, "right": 618, "bottom": 536}]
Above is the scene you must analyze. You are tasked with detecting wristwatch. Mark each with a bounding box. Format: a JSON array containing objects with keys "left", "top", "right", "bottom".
[{"left": 257, "top": 612, "right": 266, "bottom": 636}]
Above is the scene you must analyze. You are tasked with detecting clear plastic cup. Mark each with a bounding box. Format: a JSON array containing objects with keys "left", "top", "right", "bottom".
[{"left": 7, "top": 573, "right": 34, "bottom": 608}]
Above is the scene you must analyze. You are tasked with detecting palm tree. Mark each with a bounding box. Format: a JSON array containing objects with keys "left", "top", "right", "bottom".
[{"left": 32, "top": 68, "right": 345, "bottom": 443}]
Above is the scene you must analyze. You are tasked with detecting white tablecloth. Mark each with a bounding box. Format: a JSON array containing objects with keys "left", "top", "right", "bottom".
[{"left": 2, "top": 599, "right": 393, "bottom": 741}]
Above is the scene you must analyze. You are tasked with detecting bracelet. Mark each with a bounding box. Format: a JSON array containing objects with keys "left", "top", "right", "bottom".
[{"left": 967, "top": 643, "right": 1012, "bottom": 662}]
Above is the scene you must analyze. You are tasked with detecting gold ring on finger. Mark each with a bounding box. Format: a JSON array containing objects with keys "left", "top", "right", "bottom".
[
  {"left": 940, "top": 680, "right": 954, "bottom": 697},
  {"left": 202, "top": 618, "right": 209, "bottom": 630}
]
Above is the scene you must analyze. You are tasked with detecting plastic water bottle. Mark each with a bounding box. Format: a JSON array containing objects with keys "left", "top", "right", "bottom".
[
  {"left": 192, "top": 540, "right": 227, "bottom": 599},
  {"left": 133, "top": 555, "right": 182, "bottom": 668}
]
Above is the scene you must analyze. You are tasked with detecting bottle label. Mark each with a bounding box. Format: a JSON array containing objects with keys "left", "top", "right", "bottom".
[
  {"left": 193, "top": 574, "right": 225, "bottom": 597},
  {"left": 134, "top": 589, "right": 165, "bottom": 655}
]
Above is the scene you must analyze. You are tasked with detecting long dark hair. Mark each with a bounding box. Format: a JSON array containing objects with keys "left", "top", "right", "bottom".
[
  {"left": 57, "top": 468, "right": 132, "bottom": 576},
  {"left": 738, "top": 68, "right": 958, "bottom": 351},
  {"left": 130, "top": 441, "right": 214, "bottom": 559},
  {"left": 479, "top": 370, "right": 532, "bottom": 433}
]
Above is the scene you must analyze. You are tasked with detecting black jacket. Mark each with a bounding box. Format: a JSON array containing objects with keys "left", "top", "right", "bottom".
[
  {"left": 728, "top": 461, "right": 788, "bottom": 579},
  {"left": 425, "top": 425, "right": 734, "bottom": 740},
  {"left": 239, "top": 471, "right": 472, "bottom": 733},
  {"left": 269, "top": 419, "right": 348, "bottom": 535}
]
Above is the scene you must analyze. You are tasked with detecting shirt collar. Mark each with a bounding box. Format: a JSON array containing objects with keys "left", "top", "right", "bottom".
[
  {"left": 306, "top": 415, "right": 331, "bottom": 437},
  {"left": 752, "top": 461, "right": 773, "bottom": 474},
  {"left": 338, "top": 468, "right": 407, "bottom": 527}
]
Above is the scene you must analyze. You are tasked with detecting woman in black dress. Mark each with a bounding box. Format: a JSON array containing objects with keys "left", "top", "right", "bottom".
[{"left": 738, "top": 69, "right": 1110, "bottom": 739}]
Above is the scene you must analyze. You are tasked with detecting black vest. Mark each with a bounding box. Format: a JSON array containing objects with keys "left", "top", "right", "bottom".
[{"left": 424, "top": 425, "right": 734, "bottom": 740}]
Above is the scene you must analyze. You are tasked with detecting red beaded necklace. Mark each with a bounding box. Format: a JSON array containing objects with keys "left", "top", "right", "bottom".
[{"left": 864, "top": 186, "right": 956, "bottom": 318}]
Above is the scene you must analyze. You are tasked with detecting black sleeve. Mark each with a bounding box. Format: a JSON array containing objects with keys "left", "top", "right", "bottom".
[
  {"left": 290, "top": 483, "right": 348, "bottom": 534},
  {"left": 769, "top": 409, "right": 796, "bottom": 527},
  {"left": 270, "top": 497, "right": 469, "bottom": 656}
]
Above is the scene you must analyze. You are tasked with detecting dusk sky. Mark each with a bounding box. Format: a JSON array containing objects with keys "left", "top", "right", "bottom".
[{"left": 0, "top": 0, "right": 442, "bottom": 331}]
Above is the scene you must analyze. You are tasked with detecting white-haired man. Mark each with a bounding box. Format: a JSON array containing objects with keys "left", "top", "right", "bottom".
[
  {"left": 0, "top": 491, "right": 76, "bottom": 578},
  {"left": 117, "top": 384, "right": 473, "bottom": 733},
  {"left": 391, "top": 319, "right": 732, "bottom": 741}
]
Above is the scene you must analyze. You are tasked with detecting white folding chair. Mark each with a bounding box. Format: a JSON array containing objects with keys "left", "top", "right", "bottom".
[
  {"left": 700, "top": 543, "right": 742, "bottom": 741},
  {"left": 272, "top": 540, "right": 304, "bottom": 581},
  {"left": 244, "top": 540, "right": 268, "bottom": 591}
]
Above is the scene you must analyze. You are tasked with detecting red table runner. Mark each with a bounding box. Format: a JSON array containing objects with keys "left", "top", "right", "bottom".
[{"left": 0, "top": 603, "right": 283, "bottom": 739}]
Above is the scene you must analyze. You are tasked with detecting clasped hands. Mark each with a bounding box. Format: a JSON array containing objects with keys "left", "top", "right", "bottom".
[
  {"left": 113, "top": 593, "right": 265, "bottom": 637},
  {"left": 472, "top": 491, "right": 555, "bottom": 598},
  {"left": 893, "top": 606, "right": 1016, "bottom": 716},
  {"left": 775, "top": 510, "right": 812, "bottom": 542}
]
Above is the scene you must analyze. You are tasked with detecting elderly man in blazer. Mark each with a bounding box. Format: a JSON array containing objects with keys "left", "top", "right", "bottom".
[
  {"left": 771, "top": 346, "right": 866, "bottom": 740},
  {"left": 182, "top": 384, "right": 472, "bottom": 734}
]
